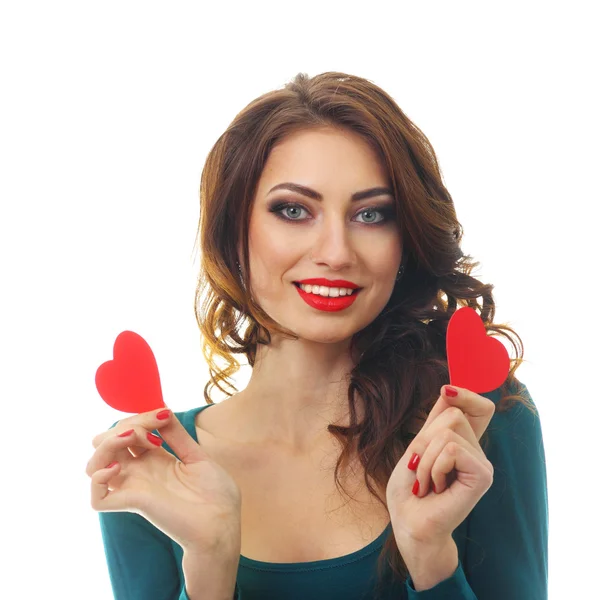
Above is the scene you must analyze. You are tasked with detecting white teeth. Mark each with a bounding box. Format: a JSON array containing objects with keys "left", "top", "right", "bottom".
[{"left": 298, "top": 284, "right": 356, "bottom": 297}]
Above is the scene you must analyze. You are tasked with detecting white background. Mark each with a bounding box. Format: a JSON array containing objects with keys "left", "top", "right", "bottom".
[{"left": 1, "top": 2, "right": 596, "bottom": 598}]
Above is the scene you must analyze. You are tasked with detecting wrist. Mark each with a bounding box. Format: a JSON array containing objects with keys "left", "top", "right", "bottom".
[
  {"left": 182, "top": 534, "right": 241, "bottom": 564},
  {"left": 397, "top": 536, "right": 459, "bottom": 591},
  {"left": 182, "top": 518, "right": 242, "bottom": 559},
  {"left": 182, "top": 547, "right": 240, "bottom": 600}
]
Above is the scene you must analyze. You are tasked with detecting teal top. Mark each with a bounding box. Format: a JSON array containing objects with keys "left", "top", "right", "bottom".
[{"left": 98, "top": 382, "right": 548, "bottom": 599}]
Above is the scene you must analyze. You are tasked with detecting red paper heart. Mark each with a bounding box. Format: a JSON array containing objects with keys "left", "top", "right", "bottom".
[
  {"left": 95, "top": 331, "right": 165, "bottom": 414},
  {"left": 446, "top": 307, "right": 510, "bottom": 393}
]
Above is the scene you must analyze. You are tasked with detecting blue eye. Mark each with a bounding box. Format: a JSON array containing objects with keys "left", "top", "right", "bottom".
[
  {"left": 355, "top": 208, "right": 385, "bottom": 224},
  {"left": 268, "top": 202, "right": 394, "bottom": 225},
  {"left": 277, "top": 204, "right": 308, "bottom": 220}
]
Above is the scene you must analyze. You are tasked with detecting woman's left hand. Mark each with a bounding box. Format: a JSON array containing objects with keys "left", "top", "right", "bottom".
[{"left": 386, "top": 385, "right": 496, "bottom": 547}]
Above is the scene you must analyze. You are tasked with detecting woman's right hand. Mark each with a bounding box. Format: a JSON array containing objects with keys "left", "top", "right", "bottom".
[{"left": 86, "top": 407, "right": 242, "bottom": 558}]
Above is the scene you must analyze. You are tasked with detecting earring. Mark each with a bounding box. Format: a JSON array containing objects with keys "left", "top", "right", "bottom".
[
  {"left": 236, "top": 261, "right": 246, "bottom": 290},
  {"left": 396, "top": 265, "right": 405, "bottom": 282}
]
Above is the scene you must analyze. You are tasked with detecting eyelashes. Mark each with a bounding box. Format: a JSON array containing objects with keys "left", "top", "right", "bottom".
[{"left": 268, "top": 202, "right": 396, "bottom": 226}]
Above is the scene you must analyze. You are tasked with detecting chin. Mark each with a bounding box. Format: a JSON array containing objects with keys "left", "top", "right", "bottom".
[{"left": 285, "top": 318, "right": 373, "bottom": 345}]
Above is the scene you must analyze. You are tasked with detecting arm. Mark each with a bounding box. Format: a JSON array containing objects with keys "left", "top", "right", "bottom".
[
  {"left": 99, "top": 499, "right": 241, "bottom": 600},
  {"left": 401, "top": 536, "right": 461, "bottom": 592},
  {"left": 98, "top": 419, "right": 241, "bottom": 600},
  {"left": 182, "top": 548, "right": 240, "bottom": 600},
  {"left": 402, "top": 383, "right": 549, "bottom": 598},
  {"left": 459, "top": 384, "right": 549, "bottom": 598},
  {"left": 97, "top": 419, "right": 186, "bottom": 599},
  {"left": 99, "top": 510, "right": 190, "bottom": 600}
]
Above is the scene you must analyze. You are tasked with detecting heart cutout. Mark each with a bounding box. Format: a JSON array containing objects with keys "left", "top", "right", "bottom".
[
  {"left": 95, "top": 331, "right": 166, "bottom": 414},
  {"left": 446, "top": 307, "right": 510, "bottom": 393}
]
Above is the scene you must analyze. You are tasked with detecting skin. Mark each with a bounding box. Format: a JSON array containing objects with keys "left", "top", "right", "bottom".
[
  {"left": 229, "top": 126, "right": 403, "bottom": 454},
  {"left": 88, "top": 124, "right": 497, "bottom": 591},
  {"left": 227, "top": 126, "right": 496, "bottom": 589},
  {"left": 387, "top": 385, "right": 496, "bottom": 589}
]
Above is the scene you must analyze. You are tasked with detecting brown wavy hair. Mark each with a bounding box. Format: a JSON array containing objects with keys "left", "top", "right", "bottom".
[{"left": 192, "top": 71, "right": 536, "bottom": 593}]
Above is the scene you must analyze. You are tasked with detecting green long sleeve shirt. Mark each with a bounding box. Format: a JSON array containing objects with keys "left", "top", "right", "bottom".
[{"left": 98, "top": 382, "right": 548, "bottom": 599}]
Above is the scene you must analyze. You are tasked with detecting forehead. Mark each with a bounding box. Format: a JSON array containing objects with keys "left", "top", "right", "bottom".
[{"left": 257, "top": 127, "right": 389, "bottom": 190}]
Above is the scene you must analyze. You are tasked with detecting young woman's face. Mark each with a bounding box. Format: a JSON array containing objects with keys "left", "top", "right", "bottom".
[{"left": 246, "top": 126, "right": 403, "bottom": 344}]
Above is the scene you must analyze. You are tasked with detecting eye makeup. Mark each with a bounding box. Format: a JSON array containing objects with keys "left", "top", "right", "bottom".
[{"left": 267, "top": 201, "right": 396, "bottom": 226}]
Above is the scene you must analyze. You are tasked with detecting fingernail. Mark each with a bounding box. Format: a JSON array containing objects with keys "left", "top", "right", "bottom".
[
  {"left": 147, "top": 432, "right": 163, "bottom": 446},
  {"left": 432, "top": 483, "right": 437, "bottom": 493},
  {"left": 407, "top": 453, "right": 420, "bottom": 470},
  {"left": 445, "top": 386, "right": 458, "bottom": 397},
  {"left": 412, "top": 480, "right": 420, "bottom": 496},
  {"left": 117, "top": 429, "right": 134, "bottom": 437},
  {"left": 156, "top": 409, "right": 171, "bottom": 420},
  {"left": 106, "top": 461, "right": 118, "bottom": 469}
]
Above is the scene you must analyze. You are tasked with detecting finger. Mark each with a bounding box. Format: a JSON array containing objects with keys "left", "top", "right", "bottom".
[
  {"left": 92, "top": 408, "right": 173, "bottom": 449},
  {"left": 91, "top": 462, "right": 122, "bottom": 511},
  {"left": 86, "top": 430, "right": 134, "bottom": 478},
  {"left": 91, "top": 463, "right": 139, "bottom": 514},
  {"left": 424, "top": 406, "right": 480, "bottom": 448},
  {"left": 423, "top": 386, "right": 495, "bottom": 441},
  {"left": 430, "top": 443, "right": 494, "bottom": 504},
  {"left": 85, "top": 426, "right": 165, "bottom": 478},
  {"left": 405, "top": 405, "right": 480, "bottom": 474},
  {"left": 155, "top": 410, "right": 210, "bottom": 465},
  {"left": 442, "top": 387, "right": 495, "bottom": 441},
  {"left": 415, "top": 428, "right": 486, "bottom": 497}
]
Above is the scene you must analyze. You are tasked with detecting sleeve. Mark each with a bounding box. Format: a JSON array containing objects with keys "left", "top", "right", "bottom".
[
  {"left": 404, "top": 383, "right": 549, "bottom": 599},
  {"left": 97, "top": 418, "right": 192, "bottom": 600},
  {"left": 405, "top": 561, "right": 476, "bottom": 599},
  {"left": 99, "top": 510, "right": 191, "bottom": 600}
]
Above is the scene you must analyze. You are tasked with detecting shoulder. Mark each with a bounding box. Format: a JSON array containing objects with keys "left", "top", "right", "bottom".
[
  {"left": 479, "top": 379, "right": 547, "bottom": 482},
  {"left": 153, "top": 404, "right": 211, "bottom": 455},
  {"left": 172, "top": 404, "right": 212, "bottom": 429},
  {"left": 482, "top": 378, "right": 544, "bottom": 443}
]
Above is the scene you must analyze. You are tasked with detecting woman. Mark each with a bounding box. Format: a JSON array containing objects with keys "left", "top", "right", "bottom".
[{"left": 87, "top": 72, "right": 548, "bottom": 599}]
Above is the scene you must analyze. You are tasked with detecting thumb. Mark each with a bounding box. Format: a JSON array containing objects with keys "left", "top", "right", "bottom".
[{"left": 154, "top": 411, "right": 208, "bottom": 465}]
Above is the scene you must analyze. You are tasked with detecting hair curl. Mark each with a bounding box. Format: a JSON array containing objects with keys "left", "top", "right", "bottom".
[{"left": 192, "top": 71, "right": 535, "bottom": 594}]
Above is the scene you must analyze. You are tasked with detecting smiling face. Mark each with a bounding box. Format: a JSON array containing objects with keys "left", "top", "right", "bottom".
[{"left": 245, "top": 126, "right": 403, "bottom": 344}]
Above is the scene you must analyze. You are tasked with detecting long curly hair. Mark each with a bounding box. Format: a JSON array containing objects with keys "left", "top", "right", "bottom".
[{"left": 192, "top": 71, "right": 535, "bottom": 593}]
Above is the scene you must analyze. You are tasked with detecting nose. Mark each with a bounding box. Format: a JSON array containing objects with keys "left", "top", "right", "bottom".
[{"left": 308, "top": 214, "right": 357, "bottom": 271}]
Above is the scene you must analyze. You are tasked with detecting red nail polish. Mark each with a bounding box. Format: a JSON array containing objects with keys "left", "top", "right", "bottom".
[
  {"left": 445, "top": 386, "right": 458, "bottom": 397},
  {"left": 408, "top": 453, "right": 420, "bottom": 470},
  {"left": 147, "top": 432, "right": 163, "bottom": 446},
  {"left": 106, "top": 461, "right": 118, "bottom": 469},
  {"left": 117, "top": 429, "right": 134, "bottom": 437},
  {"left": 156, "top": 409, "right": 171, "bottom": 420},
  {"left": 412, "top": 480, "right": 420, "bottom": 496},
  {"left": 432, "top": 483, "right": 437, "bottom": 493}
]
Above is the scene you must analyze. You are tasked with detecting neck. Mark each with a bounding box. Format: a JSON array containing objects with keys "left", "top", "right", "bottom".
[{"left": 229, "top": 335, "right": 362, "bottom": 453}]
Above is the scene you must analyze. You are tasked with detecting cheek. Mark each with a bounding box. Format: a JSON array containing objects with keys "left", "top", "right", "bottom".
[
  {"left": 250, "top": 218, "right": 290, "bottom": 256},
  {"left": 248, "top": 231, "right": 293, "bottom": 293},
  {"left": 366, "top": 246, "right": 402, "bottom": 279}
]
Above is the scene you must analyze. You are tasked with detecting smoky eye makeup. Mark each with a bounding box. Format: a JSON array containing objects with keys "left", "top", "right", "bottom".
[{"left": 267, "top": 200, "right": 396, "bottom": 224}]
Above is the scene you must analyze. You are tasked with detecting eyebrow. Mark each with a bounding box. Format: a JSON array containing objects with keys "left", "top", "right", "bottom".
[{"left": 267, "top": 182, "right": 394, "bottom": 202}]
